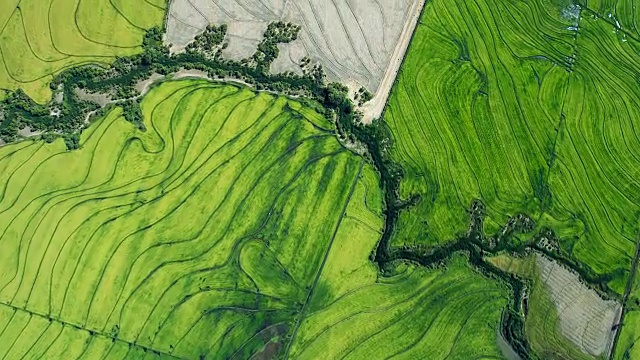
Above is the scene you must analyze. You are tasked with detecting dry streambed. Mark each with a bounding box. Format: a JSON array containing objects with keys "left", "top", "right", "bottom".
[{"left": 166, "top": 0, "right": 423, "bottom": 122}]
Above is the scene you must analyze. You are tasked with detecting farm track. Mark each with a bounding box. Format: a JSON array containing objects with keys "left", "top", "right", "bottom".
[{"left": 0, "top": 0, "right": 164, "bottom": 103}]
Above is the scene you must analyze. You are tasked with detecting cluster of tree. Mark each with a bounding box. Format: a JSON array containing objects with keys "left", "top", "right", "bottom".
[
  {"left": 0, "top": 87, "right": 98, "bottom": 144},
  {"left": 354, "top": 86, "right": 373, "bottom": 106},
  {"left": 120, "top": 99, "right": 145, "bottom": 131},
  {"left": 186, "top": 24, "right": 228, "bottom": 60},
  {"left": 0, "top": 24, "right": 327, "bottom": 149},
  {"left": 252, "top": 22, "right": 301, "bottom": 73}
]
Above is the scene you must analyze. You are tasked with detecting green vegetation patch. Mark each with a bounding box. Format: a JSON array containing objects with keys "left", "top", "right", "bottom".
[
  {"left": 0, "top": 79, "right": 360, "bottom": 358},
  {"left": 0, "top": 0, "right": 165, "bottom": 103}
]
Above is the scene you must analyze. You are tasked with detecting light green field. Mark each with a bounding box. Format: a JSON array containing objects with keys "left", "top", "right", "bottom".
[
  {"left": 384, "top": 0, "right": 640, "bottom": 295},
  {"left": 0, "top": 78, "right": 362, "bottom": 358},
  {"left": 290, "top": 253, "right": 509, "bottom": 359},
  {"left": 0, "top": 0, "right": 165, "bottom": 103},
  {"left": 0, "top": 78, "right": 511, "bottom": 359}
]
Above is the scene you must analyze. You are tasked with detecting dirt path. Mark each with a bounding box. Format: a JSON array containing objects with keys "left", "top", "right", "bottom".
[{"left": 359, "top": 0, "right": 425, "bottom": 124}]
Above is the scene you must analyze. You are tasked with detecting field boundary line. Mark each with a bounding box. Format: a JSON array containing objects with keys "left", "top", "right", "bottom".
[
  {"left": 0, "top": 300, "right": 187, "bottom": 360},
  {"left": 282, "top": 158, "right": 365, "bottom": 358}
]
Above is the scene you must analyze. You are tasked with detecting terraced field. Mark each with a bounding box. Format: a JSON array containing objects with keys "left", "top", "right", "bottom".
[
  {"left": 0, "top": 78, "right": 363, "bottom": 358},
  {"left": 0, "top": 0, "right": 166, "bottom": 103},
  {"left": 384, "top": 0, "right": 640, "bottom": 295},
  {"left": 0, "top": 77, "right": 513, "bottom": 359},
  {"left": 289, "top": 253, "right": 509, "bottom": 359}
]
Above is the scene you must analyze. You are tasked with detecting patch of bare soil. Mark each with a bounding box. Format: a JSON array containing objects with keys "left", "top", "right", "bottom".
[
  {"left": 537, "top": 255, "right": 620, "bottom": 357},
  {"left": 172, "top": 69, "right": 211, "bottom": 80},
  {"left": 74, "top": 88, "right": 112, "bottom": 107},
  {"left": 497, "top": 328, "right": 523, "bottom": 360},
  {"left": 166, "top": 0, "right": 422, "bottom": 108},
  {"left": 250, "top": 323, "right": 288, "bottom": 360},
  {"left": 54, "top": 91, "right": 64, "bottom": 104},
  {"left": 135, "top": 73, "right": 164, "bottom": 95},
  {"left": 18, "top": 126, "right": 42, "bottom": 138},
  {"left": 251, "top": 341, "right": 282, "bottom": 360}
]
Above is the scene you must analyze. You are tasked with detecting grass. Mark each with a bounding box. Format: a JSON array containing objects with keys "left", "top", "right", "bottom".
[
  {"left": 0, "top": 0, "right": 166, "bottom": 103},
  {"left": 383, "top": 0, "right": 640, "bottom": 296}
]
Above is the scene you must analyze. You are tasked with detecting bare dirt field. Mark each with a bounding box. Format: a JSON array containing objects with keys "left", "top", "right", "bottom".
[
  {"left": 537, "top": 255, "right": 621, "bottom": 356},
  {"left": 165, "top": 0, "right": 423, "bottom": 123}
]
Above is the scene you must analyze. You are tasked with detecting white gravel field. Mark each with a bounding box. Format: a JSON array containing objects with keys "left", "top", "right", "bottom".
[{"left": 165, "top": 0, "right": 422, "bottom": 122}]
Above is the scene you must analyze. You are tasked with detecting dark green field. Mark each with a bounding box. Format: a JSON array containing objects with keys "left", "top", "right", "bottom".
[
  {"left": 383, "top": 0, "right": 640, "bottom": 357},
  {"left": 385, "top": 0, "right": 640, "bottom": 294}
]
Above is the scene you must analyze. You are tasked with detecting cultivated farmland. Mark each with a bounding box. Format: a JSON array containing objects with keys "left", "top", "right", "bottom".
[
  {"left": 0, "top": 78, "right": 362, "bottom": 358},
  {"left": 289, "top": 253, "right": 510, "bottom": 359},
  {"left": 0, "top": 0, "right": 165, "bottom": 103},
  {"left": 384, "top": 0, "right": 640, "bottom": 296},
  {"left": 0, "top": 78, "right": 513, "bottom": 359}
]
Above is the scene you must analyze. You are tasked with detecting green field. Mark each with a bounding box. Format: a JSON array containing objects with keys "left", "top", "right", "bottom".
[
  {"left": 290, "top": 253, "right": 509, "bottom": 359},
  {"left": 384, "top": 0, "right": 640, "bottom": 295},
  {"left": 0, "top": 78, "right": 511, "bottom": 359},
  {"left": 0, "top": 0, "right": 165, "bottom": 103}
]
